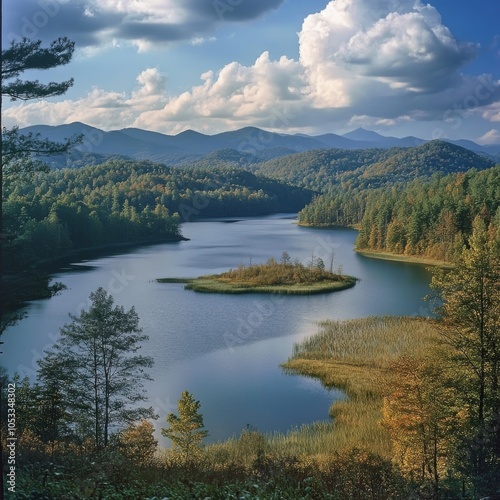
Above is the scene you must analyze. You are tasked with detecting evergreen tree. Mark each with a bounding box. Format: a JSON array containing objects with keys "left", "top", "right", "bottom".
[
  {"left": 1, "top": 37, "right": 79, "bottom": 338},
  {"left": 35, "top": 352, "right": 72, "bottom": 448},
  {"left": 161, "top": 391, "right": 209, "bottom": 464},
  {"left": 1, "top": 37, "right": 80, "bottom": 177},
  {"left": 429, "top": 218, "right": 500, "bottom": 493},
  {"left": 2, "top": 37, "right": 74, "bottom": 101}
]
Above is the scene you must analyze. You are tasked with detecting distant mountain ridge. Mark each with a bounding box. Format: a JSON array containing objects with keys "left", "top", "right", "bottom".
[{"left": 18, "top": 122, "right": 500, "bottom": 169}]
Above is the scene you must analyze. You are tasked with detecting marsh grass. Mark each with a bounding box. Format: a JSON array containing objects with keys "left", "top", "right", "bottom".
[
  {"left": 292, "top": 316, "right": 438, "bottom": 367},
  {"left": 205, "top": 317, "right": 441, "bottom": 464},
  {"left": 279, "top": 316, "right": 441, "bottom": 457}
]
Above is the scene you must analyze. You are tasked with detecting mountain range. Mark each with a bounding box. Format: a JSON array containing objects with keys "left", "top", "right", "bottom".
[{"left": 19, "top": 122, "right": 500, "bottom": 168}]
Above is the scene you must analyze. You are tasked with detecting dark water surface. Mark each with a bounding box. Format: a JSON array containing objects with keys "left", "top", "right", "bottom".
[{"left": 2, "top": 215, "right": 433, "bottom": 443}]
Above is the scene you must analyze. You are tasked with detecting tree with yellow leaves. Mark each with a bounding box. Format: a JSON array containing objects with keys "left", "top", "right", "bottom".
[
  {"left": 382, "top": 355, "right": 459, "bottom": 498},
  {"left": 429, "top": 217, "right": 500, "bottom": 491}
]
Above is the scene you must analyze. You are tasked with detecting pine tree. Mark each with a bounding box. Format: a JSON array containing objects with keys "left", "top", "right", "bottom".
[
  {"left": 429, "top": 217, "right": 500, "bottom": 491},
  {"left": 161, "top": 391, "right": 209, "bottom": 464},
  {"left": 1, "top": 37, "right": 80, "bottom": 338},
  {"left": 1, "top": 37, "right": 81, "bottom": 177},
  {"left": 2, "top": 37, "right": 74, "bottom": 101}
]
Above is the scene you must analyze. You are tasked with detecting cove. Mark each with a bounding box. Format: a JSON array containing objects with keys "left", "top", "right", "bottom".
[{"left": 1, "top": 214, "right": 433, "bottom": 444}]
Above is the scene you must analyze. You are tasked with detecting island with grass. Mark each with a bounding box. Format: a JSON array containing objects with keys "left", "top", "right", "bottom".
[{"left": 158, "top": 253, "right": 357, "bottom": 295}]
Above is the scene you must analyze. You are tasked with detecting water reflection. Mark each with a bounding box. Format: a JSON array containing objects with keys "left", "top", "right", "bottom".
[{"left": 2, "top": 215, "right": 432, "bottom": 441}]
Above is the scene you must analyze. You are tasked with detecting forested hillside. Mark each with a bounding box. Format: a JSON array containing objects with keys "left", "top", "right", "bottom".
[
  {"left": 251, "top": 147, "right": 400, "bottom": 190},
  {"left": 251, "top": 141, "right": 493, "bottom": 191},
  {"left": 299, "top": 166, "right": 500, "bottom": 262},
  {"left": 356, "top": 167, "right": 500, "bottom": 261},
  {"left": 2, "top": 159, "right": 312, "bottom": 275}
]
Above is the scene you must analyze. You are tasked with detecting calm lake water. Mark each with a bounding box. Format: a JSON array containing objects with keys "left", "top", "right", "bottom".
[{"left": 2, "top": 214, "right": 433, "bottom": 443}]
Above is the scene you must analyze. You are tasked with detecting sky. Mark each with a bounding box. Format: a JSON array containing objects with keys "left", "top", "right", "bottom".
[{"left": 2, "top": 0, "right": 500, "bottom": 143}]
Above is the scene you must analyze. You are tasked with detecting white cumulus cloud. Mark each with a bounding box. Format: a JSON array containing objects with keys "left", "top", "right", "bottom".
[
  {"left": 3, "top": 0, "right": 499, "bottom": 136},
  {"left": 299, "top": 0, "right": 477, "bottom": 109},
  {"left": 477, "top": 128, "right": 500, "bottom": 145}
]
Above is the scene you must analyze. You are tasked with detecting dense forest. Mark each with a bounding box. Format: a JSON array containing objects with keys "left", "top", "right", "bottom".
[
  {"left": 250, "top": 140, "right": 494, "bottom": 191},
  {"left": 2, "top": 159, "right": 312, "bottom": 274},
  {"left": 299, "top": 166, "right": 500, "bottom": 262}
]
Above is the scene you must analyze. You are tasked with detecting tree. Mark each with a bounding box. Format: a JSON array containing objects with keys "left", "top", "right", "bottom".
[
  {"left": 382, "top": 356, "right": 458, "bottom": 497},
  {"left": 116, "top": 420, "right": 158, "bottom": 465},
  {"left": 161, "top": 391, "right": 209, "bottom": 464},
  {"left": 429, "top": 218, "right": 500, "bottom": 491},
  {"left": 316, "top": 257, "right": 325, "bottom": 271},
  {"left": 1, "top": 126, "right": 78, "bottom": 179},
  {"left": 34, "top": 352, "right": 72, "bottom": 449},
  {"left": 39, "top": 288, "right": 156, "bottom": 448},
  {"left": 1, "top": 37, "right": 80, "bottom": 176},
  {"left": 1, "top": 37, "right": 80, "bottom": 335},
  {"left": 2, "top": 37, "right": 74, "bottom": 101},
  {"left": 280, "top": 251, "right": 291, "bottom": 266}
]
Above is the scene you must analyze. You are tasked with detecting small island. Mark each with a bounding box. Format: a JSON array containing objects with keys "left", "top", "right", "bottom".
[{"left": 158, "top": 252, "right": 357, "bottom": 295}]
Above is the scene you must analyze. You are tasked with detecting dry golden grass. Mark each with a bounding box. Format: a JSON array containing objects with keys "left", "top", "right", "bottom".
[
  {"left": 205, "top": 317, "right": 442, "bottom": 463},
  {"left": 278, "top": 317, "right": 441, "bottom": 458}
]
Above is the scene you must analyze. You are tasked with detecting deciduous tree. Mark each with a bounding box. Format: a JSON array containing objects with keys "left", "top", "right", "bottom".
[
  {"left": 40, "top": 288, "right": 156, "bottom": 448},
  {"left": 382, "top": 355, "right": 458, "bottom": 497},
  {"left": 116, "top": 419, "right": 158, "bottom": 465}
]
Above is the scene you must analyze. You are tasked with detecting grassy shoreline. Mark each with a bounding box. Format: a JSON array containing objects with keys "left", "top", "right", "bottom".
[
  {"left": 158, "top": 276, "right": 357, "bottom": 295},
  {"left": 277, "top": 316, "right": 442, "bottom": 457},
  {"left": 356, "top": 248, "right": 453, "bottom": 267}
]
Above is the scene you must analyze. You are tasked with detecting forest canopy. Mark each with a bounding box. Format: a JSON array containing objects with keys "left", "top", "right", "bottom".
[{"left": 2, "top": 159, "right": 312, "bottom": 275}]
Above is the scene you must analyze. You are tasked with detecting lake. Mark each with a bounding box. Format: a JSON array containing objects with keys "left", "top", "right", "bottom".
[{"left": 2, "top": 214, "right": 433, "bottom": 443}]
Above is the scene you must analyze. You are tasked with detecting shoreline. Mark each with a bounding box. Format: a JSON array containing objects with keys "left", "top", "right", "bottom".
[
  {"left": 37, "top": 234, "right": 189, "bottom": 271},
  {"left": 355, "top": 248, "right": 453, "bottom": 268},
  {"left": 157, "top": 275, "right": 357, "bottom": 295},
  {"left": 278, "top": 316, "right": 442, "bottom": 456},
  {"left": 297, "top": 222, "right": 360, "bottom": 230},
  {"left": 2, "top": 235, "right": 188, "bottom": 312},
  {"left": 298, "top": 222, "right": 452, "bottom": 268}
]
